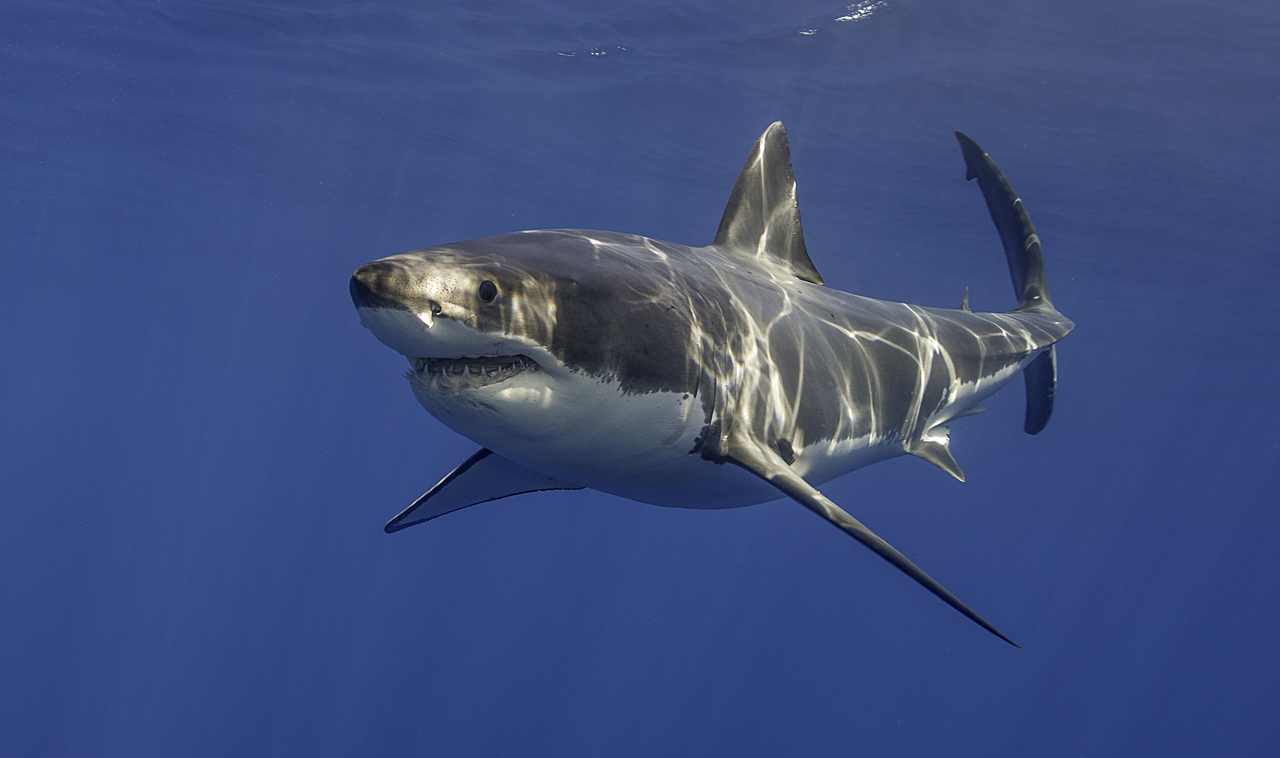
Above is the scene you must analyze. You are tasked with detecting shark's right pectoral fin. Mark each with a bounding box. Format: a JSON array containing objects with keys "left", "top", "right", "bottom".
[
  {"left": 725, "top": 441, "right": 1018, "bottom": 647},
  {"left": 385, "top": 448, "right": 584, "bottom": 534}
]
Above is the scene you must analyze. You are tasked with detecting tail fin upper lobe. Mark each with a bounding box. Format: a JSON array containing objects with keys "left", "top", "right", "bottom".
[{"left": 955, "top": 132, "right": 1053, "bottom": 312}]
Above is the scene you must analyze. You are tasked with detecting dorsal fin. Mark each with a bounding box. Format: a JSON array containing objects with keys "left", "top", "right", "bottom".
[{"left": 713, "top": 122, "right": 824, "bottom": 284}]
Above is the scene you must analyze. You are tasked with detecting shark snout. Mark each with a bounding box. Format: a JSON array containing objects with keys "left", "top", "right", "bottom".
[{"left": 350, "top": 261, "right": 415, "bottom": 312}]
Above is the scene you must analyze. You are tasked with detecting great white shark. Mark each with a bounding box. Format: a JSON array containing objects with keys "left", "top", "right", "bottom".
[{"left": 349, "top": 123, "right": 1073, "bottom": 646}]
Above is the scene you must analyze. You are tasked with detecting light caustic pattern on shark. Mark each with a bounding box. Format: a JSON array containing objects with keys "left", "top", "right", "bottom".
[{"left": 349, "top": 123, "right": 1073, "bottom": 646}]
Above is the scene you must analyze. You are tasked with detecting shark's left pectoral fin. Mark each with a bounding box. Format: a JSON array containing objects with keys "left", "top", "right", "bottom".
[
  {"left": 725, "top": 442, "right": 1017, "bottom": 647},
  {"left": 385, "top": 448, "right": 584, "bottom": 534}
]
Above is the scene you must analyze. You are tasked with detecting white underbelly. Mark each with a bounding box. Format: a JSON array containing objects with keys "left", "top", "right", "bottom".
[
  {"left": 411, "top": 369, "right": 916, "bottom": 510},
  {"left": 410, "top": 372, "right": 795, "bottom": 509}
]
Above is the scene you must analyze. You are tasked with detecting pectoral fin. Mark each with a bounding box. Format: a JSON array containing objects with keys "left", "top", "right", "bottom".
[
  {"left": 725, "top": 441, "right": 1017, "bottom": 647},
  {"left": 385, "top": 448, "right": 584, "bottom": 533}
]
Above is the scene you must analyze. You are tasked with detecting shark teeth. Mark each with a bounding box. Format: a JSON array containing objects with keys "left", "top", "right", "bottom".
[{"left": 406, "top": 355, "right": 540, "bottom": 391}]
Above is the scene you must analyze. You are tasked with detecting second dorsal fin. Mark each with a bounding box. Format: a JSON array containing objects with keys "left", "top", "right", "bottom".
[{"left": 713, "top": 122, "right": 824, "bottom": 284}]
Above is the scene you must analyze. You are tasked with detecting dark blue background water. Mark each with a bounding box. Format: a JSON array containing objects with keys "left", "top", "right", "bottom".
[{"left": 4, "top": 1, "right": 1278, "bottom": 755}]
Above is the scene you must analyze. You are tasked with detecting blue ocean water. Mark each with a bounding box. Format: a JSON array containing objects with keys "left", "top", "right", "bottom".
[{"left": 3, "top": 0, "right": 1278, "bottom": 755}]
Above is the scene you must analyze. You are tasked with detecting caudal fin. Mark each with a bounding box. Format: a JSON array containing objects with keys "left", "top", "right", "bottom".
[
  {"left": 957, "top": 132, "right": 1066, "bottom": 434},
  {"left": 955, "top": 132, "right": 1052, "bottom": 312}
]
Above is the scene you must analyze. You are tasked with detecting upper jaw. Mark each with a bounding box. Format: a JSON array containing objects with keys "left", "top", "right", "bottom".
[
  {"left": 354, "top": 303, "right": 554, "bottom": 392},
  {"left": 406, "top": 354, "right": 542, "bottom": 392},
  {"left": 352, "top": 262, "right": 560, "bottom": 390}
]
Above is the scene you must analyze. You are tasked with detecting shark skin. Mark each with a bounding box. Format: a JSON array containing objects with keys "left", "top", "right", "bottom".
[{"left": 349, "top": 123, "right": 1073, "bottom": 646}]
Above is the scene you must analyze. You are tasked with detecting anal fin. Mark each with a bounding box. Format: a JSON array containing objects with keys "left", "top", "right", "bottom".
[
  {"left": 385, "top": 448, "right": 584, "bottom": 533},
  {"left": 725, "top": 440, "right": 1017, "bottom": 647}
]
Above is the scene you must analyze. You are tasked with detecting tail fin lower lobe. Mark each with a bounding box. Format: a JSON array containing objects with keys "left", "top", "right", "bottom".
[{"left": 1022, "top": 346, "right": 1057, "bottom": 434}]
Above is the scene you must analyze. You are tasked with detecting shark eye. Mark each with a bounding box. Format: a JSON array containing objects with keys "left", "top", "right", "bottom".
[{"left": 478, "top": 280, "right": 499, "bottom": 304}]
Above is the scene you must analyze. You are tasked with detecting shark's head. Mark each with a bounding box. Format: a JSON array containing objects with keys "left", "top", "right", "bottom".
[
  {"left": 350, "top": 230, "right": 713, "bottom": 473},
  {"left": 349, "top": 232, "right": 575, "bottom": 430},
  {"left": 351, "top": 235, "right": 556, "bottom": 387}
]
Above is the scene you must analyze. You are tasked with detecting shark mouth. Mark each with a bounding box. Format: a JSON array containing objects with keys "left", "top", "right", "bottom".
[{"left": 407, "top": 355, "right": 540, "bottom": 391}]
